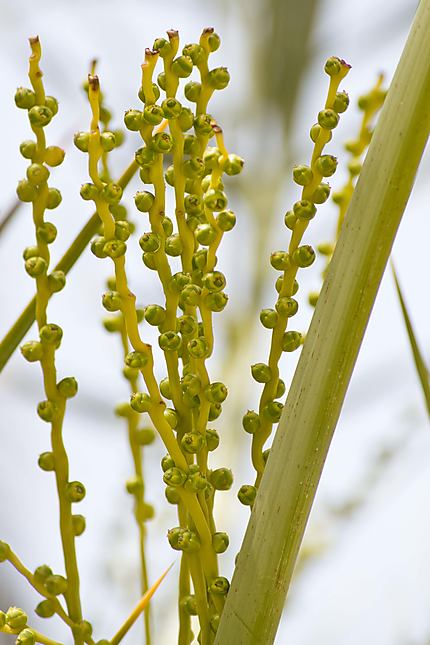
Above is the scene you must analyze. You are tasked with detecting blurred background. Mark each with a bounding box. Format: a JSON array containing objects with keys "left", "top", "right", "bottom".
[{"left": 0, "top": 0, "right": 429, "bottom": 643}]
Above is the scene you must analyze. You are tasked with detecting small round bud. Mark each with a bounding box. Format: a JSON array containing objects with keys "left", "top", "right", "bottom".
[
  {"left": 308, "top": 292, "right": 319, "bottom": 307},
  {"left": 315, "top": 154, "right": 338, "bottom": 177},
  {"left": 183, "top": 157, "right": 205, "bottom": 179},
  {"left": 165, "top": 234, "right": 183, "bottom": 257},
  {"left": 38, "top": 451, "right": 55, "bottom": 471},
  {"left": 216, "top": 209, "right": 236, "bottom": 232},
  {"left": 242, "top": 410, "right": 261, "bottom": 434},
  {"left": 178, "top": 107, "right": 194, "bottom": 131},
  {"left": 270, "top": 251, "right": 290, "bottom": 271},
  {"left": 311, "top": 183, "right": 331, "bottom": 204},
  {"left": 165, "top": 485, "right": 180, "bottom": 504},
  {"left": 44, "top": 146, "right": 65, "bottom": 168},
  {"left": 44, "top": 96, "right": 58, "bottom": 116},
  {"left": 16, "top": 629, "right": 36, "bottom": 645},
  {"left": 101, "top": 183, "right": 123, "bottom": 205},
  {"left": 46, "top": 187, "right": 62, "bottom": 210},
  {"left": 207, "top": 31, "right": 221, "bottom": 51},
  {"left": 29, "top": 105, "right": 53, "bottom": 127},
  {"left": 164, "top": 408, "right": 179, "bottom": 429},
  {"left": 138, "top": 82, "right": 160, "bottom": 103},
  {"left": 135, "top": 191, "right": 155, "bottom": 212},
  {"left": 251, "top": 363, "right": 272, "bottom": 384},
  {"left": 204, "top": 292, "right": 228, "bottom": 313},
  {"left": 159, "top": 331, "right": 182, "bottom": 352},
  {"left": 162, "top": 217, "right": 174, "bottom": 237},
  {"left": 20, "top": 341, "right": 43, "bottom": 362},
  {"left": 262, "top": 401, "right": 283, "bottom": 422},
  {"left": 172, "top": 55, "right": 193, "bottom": 78},
  {"left": 143, "top": 104, "right": 164, "bottom": 125},
  {"left": 238, "top": 484, "right": 257, "bottom": 506},
  {"left": 102, "top": 291, "right": 121, "bottom": 312},
  {"left": 224, "top": 153, "right": 244, "bottom": 176},
  {"left": 187, "top": 337, "right": 210, "bottom": 359},
  {"left": 181, "top": 432, "right": 205, "bottom": 454},
  {"left": 204, "top": 188, "right": 228, "bottom": 212},
  {"left": 159, "top": 378, "right": 172, "bottom": 400},
  {"left": 113, "top": 221, "right": 131, "bottom": 243},
  {"left": 139, "top": 232, "right": 161, "bottom": 253},
  {"left": 136, "top": 427, "right": 156, "bottom": 446},
  {"left": 209, "top": 402, "right": 222, "bottom": 421},
  {"left": 208, "top": 67, "right": 230, "bottom": 90},
  {"left": 183, "top": 42, "right": 205, "bottom": 64},
  {"left": 260, "top": 308, "right": 279, "bottom": 329},
  {"left": 195, "top": 223, "right": 217, "bottom": 246},
  {"left": 276, "top": 378, "right": 286, "bottom": 398},
  {"left": 185, "top": 194, "right": 202, "bottom": 216},
  {"left": 57, "top": 376, "right": 78, "bottom": 398},
  {"left": 184, "top": 81, "right": 202, "bottom": 102},
  {"left": 282, "top": 331, "right": 302, "bottom": 352},
  {"left": 126, "top": 476, "right": 143, "bottom": 495},
  {"left": 15, "top": 87, "right": 36, "bottom": 109},
  {"left": 202, "top": 271, "right": 226, "bottom": 293},
  {"left": 135, "top": 147, "right": 157, "bottom": 168},
  {"left": 103, "top": 239, "right": 127, "bottom": 259},
  {"left": 348, "top": 158, "right": 362, "bottom": 177},
  {"left": 275, "top": 297, "right": 298, "bottom": 317},
  {"left": 169, "top": 272, "right": 191, "bottom": 294},
  {"left": 293, "top": 164, "right": 313, "bottom": 186},
  {"left": 37, "top": 400, "right": 56, "bottom": 422},
  {"left": 151, "top": 132, "right": 173, "bottom": 153},
  {"left": 26, "top": 163, "right": 50, "bottom": 186},
  {"left": 36, "top": 222, "right": 57, "bottom": 244},
  {"left": 292, "top": 245, "right": 316, "bottom": 268},
  {"left": 180, "top": 595, "right": 198, "bottom": 616},
  {"left": 130, "top": 392, "right": 152, "bottom": 413},
  {"left": 40, "top": 323, "right": 63, "bottom": 346},
  {"left": 66, "top": 481, "right": 86, "bottom": 503},
  {"left": 318, "top": 108, "right": 339, "bottom": 130},
  {"left": 100, "top": 131, "right": 117, "bottom": 152},
  {"left": 205, "top": 382, "right": 228, "bottom": 404},
  {"left": 34, "top": 565, "right": 53, "bottom": 585},
  {"left": 177, "top": 315, "right": 198, "bottom": 336},
  {"left": 194, "top": 113, "right": 214, "bottom": 136},
  {"left": 333, "top": 90, "right": 349, "bottom": 114},
  {"left": 35, "top": 599, "right": 56, "bottom": 618},
  {"left": 72, "top": 514, "right": 86, "bottom": 536},
  {"left": 163, "top": 467, "right": 187, "bottom": 487},
  {"left": 206, "top": 428, "right": 220, "bottom": 451},
  {"left": 25, "top": 256, "right": 47, "bottom": 278},
  {"left": 72, "top": 621, "right": 93, "bottom": 641},
  {"left": 179, "top": 284, "right": 201, "bottom": 307},
  {"left": 293, "top": 200, "right": 317, "bottom": 221},
  {"left": 44, "top": 574, "right": 68, "bottom": 596},
  {"left": 74, "top": 131, "right": 89, "bottom": 152},
  {"left": 0, "top": 541, "right": 10, "bottom": 562},
  {"left": 161, "top": 454, "right": 175, "bottom": 472},
  {"left": 144, "top": 305, "right": 166, "bottom": 327},
  {"left": 80, "top": 182, "right": 98, "bottom": 201},
  {"left": 212, "top": 532, "right": 229, "bottom": 554},
  {"left": 208, "top": 576, "right": 230, "bottom": 595},
  {"left": 124, "top": 109, "right": 143, "bottom": 131},
  {"left": 161, "top": 97, "right": 182, "bottom": 119},
  {"left": 124, "top": 351, "right": 149, "bottom": 369},
  {"left": 16, "top": 179, "right": 37, "bottom": 202},
  {"left": 324, "top": 56, "right": 342, "bottom": 76},
  {"left": 209, "top": 468, "right": 233, "bottom": 491},
  {"left": 19, "top": 140, "right": 37, "bottom": 159}
]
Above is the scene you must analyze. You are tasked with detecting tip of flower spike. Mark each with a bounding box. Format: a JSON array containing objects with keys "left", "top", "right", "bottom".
[
  {"left": 145, "top": 47, "right": 158, "bottom": 58},
  {"left": 167, "top": 29, "right": 179, "bottom": 40},
  {"left": 212, "top": 122, "right": 222, "bottom": 135},
  {"left": 203, "top": 26, "right": 215, "bottom": 34},
  {"left": 88, "top": 74, "right": 99, "bottom": 91},
  {"left": 29, "top": 35, "right": 40, "bottom": 45}
]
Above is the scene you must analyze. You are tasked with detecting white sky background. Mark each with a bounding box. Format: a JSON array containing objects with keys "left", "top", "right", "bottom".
[{"left": 0, "top": 0, "right": 429, "bottom": 644}]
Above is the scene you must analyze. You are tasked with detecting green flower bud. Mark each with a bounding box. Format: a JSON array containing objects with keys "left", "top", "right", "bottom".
[
  {"left": 130, "top": 392, "right": 152, "bottom": 413},
  {"left": 102, "top": 291, "right": 121, "bottom": 312},
  {"left": 284, "top": 211, "right": 296, "bottom": 229},
  {"left": 161, "top": 454, "right": 175, "bottom": 472},
  {"left": 66, "top": 481, "right": 86, "bottom": 503},
  {"left": 208, "top": 67, "right": 230, "bottom": 90},
  {"left": 251, "top": 363, "right": 272, "bottom": 384},
  {"left": 110, "top": 204, "right": 129, "bottom": 222},
  {"left": 202, "top": 271, "right": 225, "bottom": 293},
  {"left": 80, "top": 182, "right": 98, "bottom": 201},
  {"left": 16, "top": 628, "right": 36, "bottom": 645},
  {"left": 260, "top": 308, "right": 279, "bottom": 329},
  {"left": 184, "top": 81, "right": 202, "bottom": 103},
  {"left": 276, "top": 378, "right": 286, "bottom": 398},
  {"left": 72, "top": 514, "right": 86, "bottom": 536},
  {"left": 143, "top": 305, "right": 165, "bottom": 327},
  {"left": 164, "top": 408, "right": 179, "bottom": 429},
  {"left": 208, "top": 402, "right": 222, "bottom": 421},
  {"left": 194, "top": 113, "right": 214, "bottom": 136},
  {"left": 74, "top": 131, "right": 90, "bottom": 152},
  {"left": 151, "top": 132, "right": 173, "bottom": 153},
  {"left": 34, "top": 565, "right": 53, "bottom": 585},
  {"left": 185, "top": 470, "right": 208, "bottom": 493},
  {"left": 113, "top": 221, "right": 131, "bottom": 243},
  {"left": 103, "top": 239, "right": 127, "bottom": 259},
  {"left": 178, "top": 107, "right": 194, "bottom": 131},
  {"left": 153, "top": 37, "right": 171, "bottom": 57},
  {"left": 35, "top": 222, "right": 57, "bottom": 245},
  {"left": 136, "top": 427, "right": 155, "bottom": 446},
  {"left": 282, "top": 331, "right": 302, "bottom": 352},
  {"left": 20, "top": 140, "right": 37, "bottom": 159},
  {"left": 169, "top": 272, "right": 191, "bottom": 294},
  {"left": 203, "top": 147, "right": 220, "bottom": 170},
  {"left": 25, "top": 256, "right": 47, "bottom": 278},
  {"left": 183, "top": 136, "right": 199, "bottom": 159},
  {"left": 183, "top": 157, "right": 205, "bottom": 179},
  {"left": 29, "top": 105, "right": 53, "bottom": 127},
  {"left": 263, "top": 448, "right": 271, "bottom": 464},
  {"left": 172, "top": 55, "right": 193, "bottom": 78},
  {"left": 165, "top": 234, "right": 183, "bottom": 257},
  {"left": 204, "top": 188, "right": 228, "bottom": 212},
  {"left": 44, "top": 574, "right": 68, "bottom": 596},
  {"left": 224, "top": 154, "right": 244, "bottom": 177},
  {"left": 270, "top": 251, "right": 290, "bottom": 271},
  {"left": 40, "top": 323, "right": 63, "bottom": 346},
  {"left": 99, "top": 131, "right": 117, "bottom": 152},
  {"left": 138, "top": 82, "right": 160, "bottom": 103},
  {"left": 45, "top": 96, "right": 58, "bottom": 116},
  {"left": 276, "top": 297, "right": 298, "bottom": 317},
  {"left": 209, "top": 468, "right": 233, "bottom": 491},
  {"left": 161, "top": 97, "right": 182, "bottom": 119},
  {"left": 206, "top": 428, "right": 219, "bottom": 451},
  {"left": 115, "top": 402, "right": 133, "bottom": 418},
  {"left": 5, "top": 607, "right": 27, "bottom": 630},
  {"left": 57, "top": 377, "right": 78, "bottom": 398},
  {"left": 196, "top": 223, "right": 217, "bottom": 246},
  {"left": 293, "top": 164, "right": 313, "bottom": 186},
  {"left": 292, "top": 244, "right": 316, "bottom": 268},
  {"left": 315, "top": 154, "right": 338, "bottom": 177},
  {"left": 43, "top": 145, "right": 64, "bottom": 168},
  {"left": 187, "top": 337, "right": 210, "bottom": 359},
  {"left": 159, "top": 331, "right": 182, "bottom": 352},
  {"left": 179, "top": 284, "right": 201, "bottom": 308},
  {"left": 45, "top": 187, "right": 62, "bottom": 210},
  {"left": 333, "top": 90, "right": 349, "bottom": 114},
  {"left": 0, "top": 540, "right": 10, "bottom": 562},
  {"left": 318, "top": 108, "right": 339, "bottom": 130},
  {"left": 205, "top": 382, "right": 228, "bottom": 403},
  {"left": 311, "top": 183, "right": 331, "bottom": 204},
  {"left": 101, "top": 182, "right": 123, "bottom": 205},
  {"left": 140, "top": 164, "right": 153, "bottom": 185},
  {"left": 167, "top": 527, "right": 185, "bottom": 550},
  {"left": 123, "top": 365, "right": 139, "bottom": 380},
  {"left": 183, "top": 42, "right": 205, "bottom": 64},
  {"left": 35, "top": 598, "right": 56, "bottom": 618},
  {"left": 139, "top": 232, "right": 161, "bottom": 253},
  {"left": 20, "top": 341, "right": 43, "bottom": 363},
  {"left": 180, "top": 594, "right": 198, "bottom": 616},
  {"left": 38, "top": 451, "right": 55, "bottom": 472},
  {"left": 163, "top": 467, "right": 187, "bottom": 487},
  {"left": 238, "top": 484, "right": 257, "bottom": 506},
  {"left": 125, "top": 351, "right": 149, "bottom": 369},
  {"left": 242, "top": 410, "right": 261, "bottom": 434},
  {"left": 215, "top": 210, "right": 235, "bottom": 234},
  {"left": 162, "top": 217, "right": 174, "bottom": 236},
  {"left": 184, "top": 195, "right": 202, "bottom": 217},
  {"left": 177, "top": 315, "right": 198, "bottom": 336},
  {"left": 348, "top": 158, "right": 362, "bottom": 177},
  {"left": 158, "top": 378, "right": 171, "bottom": 400},
  {"left": 135, "top": 191, "right": 155, "bottom": 212},
  {"left": 308, "top": 291, "right": 319, "bottom": 307},
  {"left": 72, "top": 621, "right": 93, "bottom": 641},
  {"left": 16, "top": 179, "right": 37, "bottom": 202},
  {"left": 15, "top": 86, "right": 36, "bottom": 109},
  {"left": 180, "top": 529, "right": 201, "bottom": 552},
  {"left": 23, "top": 246, "right": 39, "bottom": 261},
  {"left": 165, "top": 485, "right": 180, "bottom": 504},
  {"left": 293, "top": 200, "right": 317, "bottom": 221},
  {"left": 142, "top": 104, "right": 164, "bottom": 125},
  {"left": 126, "top": 476, "right": 143, "bottom": 495},
  {"left": 26, "top": 163, "right": 50, "bottom": 186},
  {"left": 204, "top": 291, "right": 228, "bottom": 312},
  {"left": 134, "top": 148, "right": 156, "bottom": 170},
  {"left": 124, "top": 109, "right": 143, "bottom": 131},
  {"left": 324, "top": 56, "right": 342, "bottom": 77},
  {"left": 208, "top": 576, "right": 230, "bottom": 595},
  {"left": 211, "top": 532, "right": 229, "bottom": 554},
  {"left": 262, "top": 400, "right": 283, "bottom": 422},
  {"left": 181, "top": 432, "right": 205, "bottom": 454}
]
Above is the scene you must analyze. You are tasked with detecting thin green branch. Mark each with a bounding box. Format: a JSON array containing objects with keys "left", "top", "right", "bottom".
[{"left": 215, "top": 0, "right": 430, "bottom": 642}]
